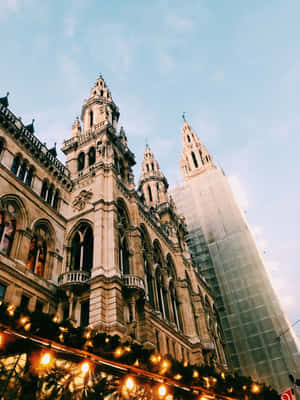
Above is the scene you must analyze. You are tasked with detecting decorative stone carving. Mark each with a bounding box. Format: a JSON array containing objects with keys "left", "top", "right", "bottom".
[{"left": 72, "top": 190, "right": 93, "bottom": 211}]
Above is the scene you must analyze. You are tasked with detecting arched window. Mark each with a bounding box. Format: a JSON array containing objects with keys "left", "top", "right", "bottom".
[
  {"left": 11, "top": 155, "right": 21, "bottom": 175},
  {"left": 53, "top": 189, "right": 59, "bottom": 210},
  {"left": 146, "top": 164, "right": 149, "bottom": 172},
  {"left": 78, "top": 152, "right": 85, "bottom": 171},
  {"left": 148, "top": 185, "right": 153, "bottom": 202},
  {"left": 144, "top": 259, "right": 154, "bottom": 307},
  {"left": 89, "top": 110, "right": 93, "bottom": 127},
  {"left": 199, "top": 150, "right": 204, "bottom": 164},
  {"left": 0, "top": 139, "right": 3, "bottom": 155},
  {"left": 41, "top": 180, "right": 48, "bottom": 200},
  {"left": 151, "top": 162, "right": 154, "bottom": 171},
  {"left": 119, "top": 237, "right": 130, "bottom": 274},
  {"left": 187, "top": 135, "right": 191, "bottom": 142},
  {"left": 88, "top": 147, "right": 96, "bottom": 166},
  {"left": 26, "top": 235, "right": 47, "bottom": 276},
  {"left": 156, "top": 183, "right": 160, "bottom": 201},
  {"left": 70, "top": 225, "right": 93, "bottom": 272},
  {"left": 191, "top": 152, "right": 198, "bottom": 168},
  {"left": 47, "top": 184, "right": 54, "bottom": 205},
  {"left": 18, "top": 160, "right": 27, "bottom": 181},
  {"left": 170, "top": 281, "right": 182, "bottom": 330},
  {"left": 25, "top": 166, "right": 34, "bottom": 186},
  {"left": 155, "top": 269, "right": 169, "bottom": 319},
  {"left": 0, "top": 211, "right": 16, "bottom": 256}
]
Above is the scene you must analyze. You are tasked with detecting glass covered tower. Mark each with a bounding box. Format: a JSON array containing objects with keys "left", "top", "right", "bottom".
[{"left": 170, "top": 120, "right": 300, "bottom": 395}]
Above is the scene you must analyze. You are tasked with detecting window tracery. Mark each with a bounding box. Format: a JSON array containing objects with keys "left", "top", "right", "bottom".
[
  {"left": 26, "top": 225, "right": 50, "bottom": 277},
  {"left": 70, "top": 224, "right": 93, "bottom": 272},
  {"left": 0, "top": 211, "right": 16, "bottom": 256}
]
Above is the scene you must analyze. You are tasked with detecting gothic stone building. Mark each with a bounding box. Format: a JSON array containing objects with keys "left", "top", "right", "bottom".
[{"left": 0, "top": 76, "right": 226, "bottom": 368}]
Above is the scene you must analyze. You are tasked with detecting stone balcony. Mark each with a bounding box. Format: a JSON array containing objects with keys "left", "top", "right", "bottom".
[
  {"left": 122, "top": 274, "right": 145, "bottom": 294},
  {"left": 58, "top": 270, "right": 90, "bottom": 288}
]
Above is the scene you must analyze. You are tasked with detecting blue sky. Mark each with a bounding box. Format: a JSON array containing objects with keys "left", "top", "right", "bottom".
[{"left": 1, "top": 0, "right": 299, "bottom": 338}]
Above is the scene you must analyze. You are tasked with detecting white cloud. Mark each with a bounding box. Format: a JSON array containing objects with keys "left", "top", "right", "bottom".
[{"left": 228, "top": 175, "right": 250, "bottom": 210}]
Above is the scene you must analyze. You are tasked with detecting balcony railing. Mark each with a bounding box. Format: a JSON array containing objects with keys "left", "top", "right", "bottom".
[
  {"left": 122, "top": 274, "right": 145, "bottom": 292},
  {"left": 58, "top": 270, "right": 90, "bottom": 287},
  {"left": 202, "top": 339, "right": 215, "bottom": 351}
]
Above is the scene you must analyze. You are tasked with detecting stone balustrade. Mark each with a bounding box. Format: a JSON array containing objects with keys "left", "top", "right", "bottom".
[
  {"left": 122, "top": 274, "right": 145, "bottom": 292},
  {"left": 58, "top": 270, "right": 90, "bottom": 287}
]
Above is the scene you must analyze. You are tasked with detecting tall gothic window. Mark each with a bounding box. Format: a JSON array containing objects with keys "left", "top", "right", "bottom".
[
  {"left": 41, "top": 180, "right": 48, "bottom": 199},
  {"left": 78, "top": 152, "right": 85, "bottom": 171},
  {"left": 25, "top": 166, "right": 34, "bottom": 186},
  {"left": 53, "top": 189, "right": 59, "bottom": 210},
  {"left": 119, "top": 237, "right": 130, "bottom": 274},
  {"left": 89, "top": 110, "right": 94, "bottom": 127},
  {"left": 117, "top": 200, "right": 130, "bottom": 275},
  {"left": 170, "top": 281, "right": 182, "bottom": 330},
  {"left": 191, "top": 152, "right": 198, "bottom": 168},
  {"left": 88, "top": 147, "right": 96, "bottom": 166},
  {"left": 144, "top": 259, "right": 154, "bottom": 307},
  {"left": 11, "top": 155, "right": 21, "bottom": 175},
  {"left": 148, "top": 185, "right": 153, "bottom": 202},
  {"left": 47, "top": 184, "right": 54, "bottom": 205},
  {"left": 70, "top": 225, "right": 93, "bottom": 272},
  {"left": 18, "top": 160, "right": 27, "bottom": 181},
  {"left": 26, "top": 227, "right": 48, "bottom": 277},
  {"left": 187, "top": 135, "right": 191, "bottom": 142},
  {"left": 155, "top": 269, "right": 169, "bottom": 319},
  {"left": 0, "top": 211, "right": 16, "bottom": 256}
]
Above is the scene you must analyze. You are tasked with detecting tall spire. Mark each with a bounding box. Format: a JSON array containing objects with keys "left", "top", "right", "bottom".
[
  {"left": 138, "top": 145, "right": 168, "bottom": 207},
  {"left": 180, "top": 120, "right": 215, "bottom": 181}
]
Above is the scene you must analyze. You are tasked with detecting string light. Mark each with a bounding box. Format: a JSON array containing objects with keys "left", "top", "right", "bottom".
[
  {"left": 124, "top": 346, "right": 131, "bottom": 352},
  {"left": 193, "top": 370, "right": 199, "bottom": 378},
  {"left": 20, "top": 316, "right": 29, "bottom": 325},
  {"left": 7, "top": 304, "right": 15, "bottom": 316},
  {"left": 105, "top": 337, "right": 110, "bottom": 343},
  {"left": 24, "top": 322, "right": 31, "bottom": 331},
  {"left": 114, "top": 347, "right": 123, "bottom": 357},
  {"left": 203, "top": 377, "right": 210, "bottom": 388},
  {"left": 150, "top": 355, "right": 159, "bottom": 363},
  {"left": 174, "top": 374, "right": 182, "bottom": 380},
  {"left": 251, "top": 384, "right": 261, "bottom": 394},
  {"left": 84, "top": 331, "right": 91, "bottom": 339},
  {"left": 58, "top": 333, "right": 64, "bottom": 342},
  {"left": 124, "top": 376, "right": 135, "bottom": 390},
  {"left": 183, "top": 360, "right": 188, "bottom": 367},
  {"left": 52, "top": 315, "right": 58, "bottom": 323},
  {"left": 221, "top": 372, "right": 225, "bottom": 379},
  {"left": 158, "top": 384, "right": 167, "bottom": 398},
  {"left": 40, "top": 352, "right": 52, "bottom": 366},
  {"left": 81, "top": 362, "right": 90, "bottom": 375},
  {"left": 134, "top": 359, "right": 139, "bottom": 366}
]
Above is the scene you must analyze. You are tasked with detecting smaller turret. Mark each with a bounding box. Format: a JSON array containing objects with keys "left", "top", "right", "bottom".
[
  {"left": 180, "top": 119, "right": 215, "bottom": 181},
  {"left": 71, "top": 117, "right": 81, "bottom": 138},
  {"left": 138, "top": 145, "right": 168, "bottom": 207}
]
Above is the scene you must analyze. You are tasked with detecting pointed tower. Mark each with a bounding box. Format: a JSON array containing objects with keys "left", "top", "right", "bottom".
[
  {"left": 180, "top": 120, "right": 215, "bottom": 181},
  {"left": 171, "top": 119, "right": 300, "bottom": 393},
  {"left": 138, "top": 145, "right": 168, "bottom": 207}
]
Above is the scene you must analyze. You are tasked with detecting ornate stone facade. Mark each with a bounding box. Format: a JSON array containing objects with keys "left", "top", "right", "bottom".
[{"left": 0, "top": 77, "right": 226, "bottom": 369}]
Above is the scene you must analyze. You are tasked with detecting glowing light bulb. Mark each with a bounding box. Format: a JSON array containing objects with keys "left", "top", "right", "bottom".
[
  {"left": 105, "top": 337, "right": 110, "bottom": 343},
  {"left": 125, "top": 377, "right": 135, "bottom": 390},
  {"left": 114, "top": 347, "right": 123, "bottom": 357},
  {"left": 52, "top": 316, "right": 58, "bottom": 323},
  {"left": 0, "top": 334, "right": 2, "bottom": 346},
  {"left": 161, "top": 360, "right": 169, "bottom": 369},
  {"left": 193, "top": 370, "right": 199, "bottom": 378},
  {"left": 243, "top": 385, "right": 247, "bottom": 391},
  {"left": 174, "top": 374, "right": 182, "bottom": 380},
  {"left": 20, "top": 316, "right": 29, "bottom": 325},
  {"left": 158, "top": 384, "right": 167, "bottom": 398},
  {"left": 251, "top": 384, "right": 260, "bottom": 394},
  {"left": 221, "top": 372, "right": 225, "bottom": 379},
  {"left": 24, "top": 322, "right": 31, "bottom": 331},
  {"left": 40, "top": 352, "right": 51, "bottom": 366},
  {"left": 81, "top": 362, "right": 90, "bottom": 374},
  {"left": 150, "top": 355, "right": 158, "bottom": 363}
]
